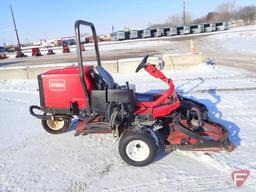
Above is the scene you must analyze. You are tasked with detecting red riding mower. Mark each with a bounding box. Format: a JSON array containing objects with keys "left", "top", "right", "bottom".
[{"left": 30, "top": 20, "right": 234, "bottom": 166}]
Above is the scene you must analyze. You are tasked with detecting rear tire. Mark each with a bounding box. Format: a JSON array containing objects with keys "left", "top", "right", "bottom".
[
  {"left": 118, "top": 128, "right": 158, "bottom": 166},
  {"left": 41, "top": 117, "right": 71, "bottom": 134}
]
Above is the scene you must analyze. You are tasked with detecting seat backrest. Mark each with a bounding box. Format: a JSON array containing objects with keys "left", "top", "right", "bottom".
[{"left": 94, "top": 66, "right": 115, "bottom": 89}]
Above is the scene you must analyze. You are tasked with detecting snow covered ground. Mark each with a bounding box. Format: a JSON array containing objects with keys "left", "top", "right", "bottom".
[
  {"left": 208, "top": 25, "right": 256, "bottom": 55},
  {"left": 0, "top": 64, "right": 256, "bottom": 191}
]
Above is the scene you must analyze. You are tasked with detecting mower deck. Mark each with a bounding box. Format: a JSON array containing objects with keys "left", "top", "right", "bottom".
[{"left": 170, "top": 118, "right": 234, "bottom": 152}]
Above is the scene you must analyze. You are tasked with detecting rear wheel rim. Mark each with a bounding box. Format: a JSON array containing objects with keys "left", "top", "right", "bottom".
[
  {"left": 46, "top": 119, "right": 65, "bottom": 130},
  {"left": 126, "top": 140, "right": 150, "bottom": 162}
]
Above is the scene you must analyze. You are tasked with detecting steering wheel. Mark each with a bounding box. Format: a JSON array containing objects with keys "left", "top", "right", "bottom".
[{"left": 135, "top": 54, "right": 149, "bottom": 73}]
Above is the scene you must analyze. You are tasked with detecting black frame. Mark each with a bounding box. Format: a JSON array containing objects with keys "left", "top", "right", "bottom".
[
  {"left": 74, "top": 20, "right": 102, "bottom": 114},
  {"left": 38, "top": 74, "right": 45, "bottom": 108}
]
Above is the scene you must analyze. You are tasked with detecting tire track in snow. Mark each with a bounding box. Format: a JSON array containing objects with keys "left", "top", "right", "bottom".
[
  {"left": 101, "top": 174, "right": 234, "bottom": 192},
  {"left": 65, "top": 135, "right": 120, "bottom": 192},
  {"left": 174, "top": 74, "right": 256, "bottom": 82},
  {"left": 0, "top": 90, "right": 38, "bottom": 105},
  {"left": 68, "top": 179, "right": 88, "bottom": 192},
  {"left": 0, "top": 135, "right": 43, "bottom": 168},
  {"left": 0, "top": 89, "right": 38, "bottom": 94},
  {"left": 0, "top": 97, "right": 30, "bottom": 105},
  {"left": 174, "top": 74, "right": 256, "bottom": 93},
  {"left": 191, "top": 86, "right": 256, "bottom": 93},
  {"left": 68, "top": 160, "right": 116, "bottom": 192}
]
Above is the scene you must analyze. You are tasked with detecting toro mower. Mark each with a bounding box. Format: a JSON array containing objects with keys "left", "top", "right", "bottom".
[{"left": 30, "top": 20, "right": 234, "bottom": 166}]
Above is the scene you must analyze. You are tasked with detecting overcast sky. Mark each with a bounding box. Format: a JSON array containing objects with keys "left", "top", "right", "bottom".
[{"left": 0, "top": 0, "right": 255, "bottom": 45}]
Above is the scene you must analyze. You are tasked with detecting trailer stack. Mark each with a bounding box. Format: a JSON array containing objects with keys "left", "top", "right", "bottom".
[{"left": 110, "top": 21, "right": 228, "bottom": 41}]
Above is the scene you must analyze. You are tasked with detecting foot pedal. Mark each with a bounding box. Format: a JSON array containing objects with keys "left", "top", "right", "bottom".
[
  {"left": 74, "top": 114, "right": 99, "bottom": 136},
  {"left": 82, "top": 127, "right": 111, "bottom": 135},
  {"left": 81, "top": 122, "right": 111, "bottom": 135}
]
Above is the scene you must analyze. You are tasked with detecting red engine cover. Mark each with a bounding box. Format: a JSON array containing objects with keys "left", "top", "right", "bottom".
[{"left": 40, "top": 66, "right": 94, "bottom": 109}]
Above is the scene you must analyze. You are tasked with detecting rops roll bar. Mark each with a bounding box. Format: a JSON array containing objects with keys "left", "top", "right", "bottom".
[{"left": 74, "top": 20, "right": 101, "bottom": 114}]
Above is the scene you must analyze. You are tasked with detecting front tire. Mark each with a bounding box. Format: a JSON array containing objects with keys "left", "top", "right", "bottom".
[
  {"left": 118, "top": 128, "right": 158, "bottom": 166},
  {"left": 41, "top": 117, "right": 71, "bottom": 134}
]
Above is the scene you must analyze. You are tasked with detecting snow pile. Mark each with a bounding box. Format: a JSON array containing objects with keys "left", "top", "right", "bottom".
[{"left": 0, "top": 64, "right": 256, "bottom": 191}]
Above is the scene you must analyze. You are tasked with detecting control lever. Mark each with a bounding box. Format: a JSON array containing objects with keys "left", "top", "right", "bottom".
[{"left": 126, "top": 81, "right": 129, "bottom": 89}]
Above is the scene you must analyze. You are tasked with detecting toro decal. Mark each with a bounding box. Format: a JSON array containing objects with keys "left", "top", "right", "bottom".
[{"left": 49, "top": 79, "right": 66, "bottom": 91}]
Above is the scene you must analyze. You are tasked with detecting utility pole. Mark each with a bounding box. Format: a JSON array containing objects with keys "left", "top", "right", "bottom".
[
  {"left": 10, "top": 4, "right": 21, "bottom": 49},
  {"left": 183, "top": 0, "right": 186, "bottom": 25}
]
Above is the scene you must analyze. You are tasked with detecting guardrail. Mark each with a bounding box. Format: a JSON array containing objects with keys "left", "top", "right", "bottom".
[{"left": 0, "top": 53, "right": 204, "bottom": 80}]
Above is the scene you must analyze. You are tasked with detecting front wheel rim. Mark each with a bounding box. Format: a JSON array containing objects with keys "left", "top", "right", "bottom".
[
  {"left": 126, "top": 140, "right": 150, "bottom": 162},
  {"left": 46, "top": 119, "right": 65, "bottom": 130}
]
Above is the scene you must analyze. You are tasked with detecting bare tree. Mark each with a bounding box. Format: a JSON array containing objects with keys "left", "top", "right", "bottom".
[
  {"left": 192, "top": 17, "right": 206, "bottom": 24},
  {"left": 167, "top": 11, "right": 192, "bottom": 26},
  {"left": 148, "top": 0, "right": 255, "bottom": 28},
  {"left": 167, "top": 14, "right": 182, "bottom": 25},
  {"left": 238, "top": 5, "right": 256, "bottom": 24},
  {"left": 215, "top": 0, "right": 236, "bottom": 21}
]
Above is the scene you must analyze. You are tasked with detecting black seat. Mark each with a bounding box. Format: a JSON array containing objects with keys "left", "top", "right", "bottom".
[{"left": 93, "top": 66, "right": 115, "bottom": 89}]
